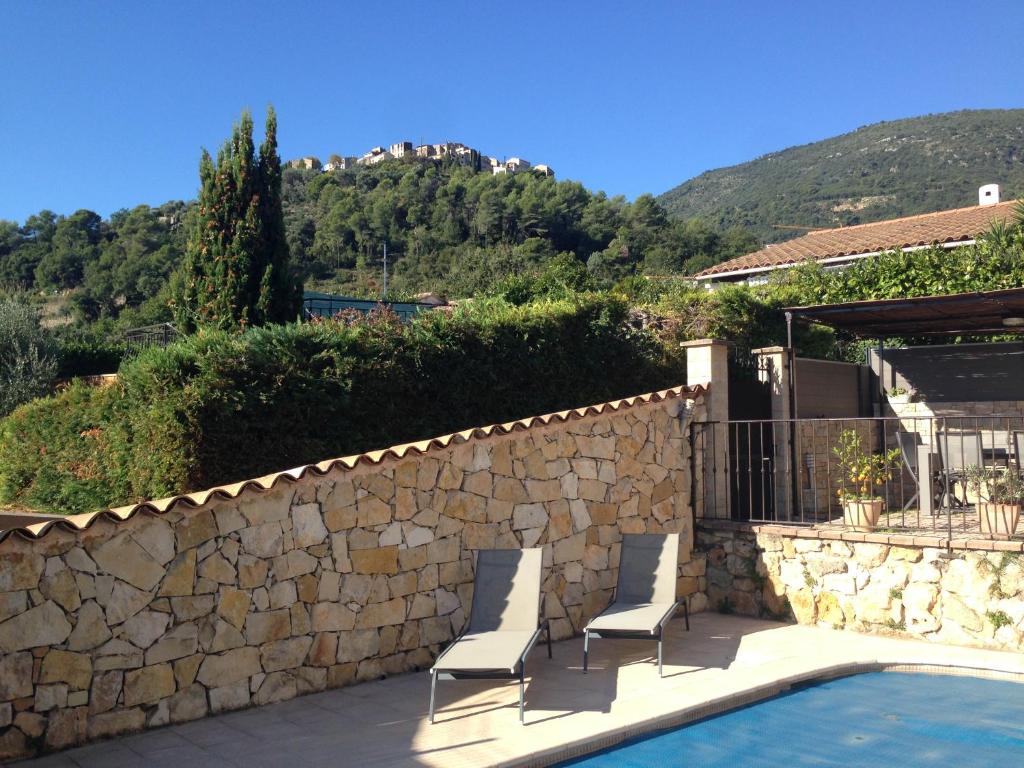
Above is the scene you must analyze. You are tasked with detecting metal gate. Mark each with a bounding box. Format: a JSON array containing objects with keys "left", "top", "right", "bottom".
[{"left": 727, "top": 348, "right": 776, "bottom": 520}]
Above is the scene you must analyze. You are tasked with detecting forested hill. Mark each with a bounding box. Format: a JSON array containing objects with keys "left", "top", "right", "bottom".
[
  {"left": 0, "top": 159, "right": 755, "bottom": 326},
  {"left": 280, "top": 160, "right": 754, "bottom": 296},
  {"left": 658, "top": 109, "right": 1024, "bottom": 243}
]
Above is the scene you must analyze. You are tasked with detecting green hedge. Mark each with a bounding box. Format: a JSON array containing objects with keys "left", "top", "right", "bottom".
[{"left": 0, "top": 295, "right": 680, "bottom": 514}]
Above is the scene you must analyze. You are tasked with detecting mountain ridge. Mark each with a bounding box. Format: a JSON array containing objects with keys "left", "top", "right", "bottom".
[{"left": 657, "top": 109, "right": 1024, "bottom": 243}]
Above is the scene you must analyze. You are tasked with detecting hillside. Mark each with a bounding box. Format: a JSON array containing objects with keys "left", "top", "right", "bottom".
[
  {"left": 658, "top": 109, "right": 1024, "bottom": 243},
  {"left": 0, "top": 158, "right": 755, "bottom": 326}
]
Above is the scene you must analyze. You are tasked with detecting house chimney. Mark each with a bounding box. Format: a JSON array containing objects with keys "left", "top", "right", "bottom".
[{"left": 979, "top": 183, "right": 1000, "bottom": 206}]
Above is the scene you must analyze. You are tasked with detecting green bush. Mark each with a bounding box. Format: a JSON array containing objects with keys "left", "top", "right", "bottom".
[
  {"left": 0, "top": 294, "right": 680, "bottom": 514},
  {"left": 0, "top": 299, "right": 58, "bottom": 416},
  {"left": 53, "top": 329, "right": 127, "bottom": 378}
]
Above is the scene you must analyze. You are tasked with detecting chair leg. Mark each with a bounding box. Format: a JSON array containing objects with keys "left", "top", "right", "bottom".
[
  {"left": 683, "top": 600, "right": 690, "bottom": 631},
  {"left": 582, "top": 630, "right": 589, "bottom": 674},
  {"left": 546, "top": 625, "right": 552, "bottom": 659},
  {"left": 657, "top": 628, "right": 664, "bottom": 678},
  {"left": 519, "top": 668, "right": 525, "bottom": 724},
  {"left": 428, "top": 670, "right": 437, "bottom": 724}
]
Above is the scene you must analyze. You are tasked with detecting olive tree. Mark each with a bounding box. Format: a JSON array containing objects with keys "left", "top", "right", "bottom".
[{"left": 0, "top": 299, "right": 57, "bottom": 415}]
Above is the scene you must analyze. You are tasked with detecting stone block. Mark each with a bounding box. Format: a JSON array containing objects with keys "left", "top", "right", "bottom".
[
  {"left": 355, "top": 598, "right": 406, "bottom": 629},
  {"left": 351, "top": 546, "right": 399, "bottom": 575},
  {"left": 124, "top": 663, "right": 175, "bottom": 707},
  {"left": 169, "top": 683, "right": 208, "bottom": 723},
  {"left": 292, "top": 503, "right": 329, "bottom": 548},
  {"left": 245, "top": 609, "right": 291, "bottom": 644},
  {"left": 87, "top": 707, "right": 145, "bottom": 740},
  {"left": 240, "top": 522, "right": 284, "bottom": 559},
  {"left": 40, "top": 568, "right": 81, "bottom": 612},
  {"left": 427, "top": 536, "right": 460, "bottom": 564},
  {"left": 171, "top": 595, "right": 214, "bottom": 622},
  {"left": 0, "top": 552, "right": 43, "bottom": 593},
  {"left": 512, "top": 503, "right": 547, "bottom": 530},
  {"left": 553, "top": 532, "right": 586, "bottom": 564},
  {"left": 67, "top": 600, "right": 111, "bottom": 651},
  {"left": 261, "top": 636, "right": 314, "bottom": 672},
  {"left": 0, "top": 600, "right": 71, "bottom": 651},
  {"left": 198, "top": 552, "right": 235, "bottom": 585},
  {"left": 40, "top": 650, "right": 92, "bottom": 691},
  {"left": 119, "top": 610, "right": 170, "bottom": 649},
  {"left": 0, "top": 653, "right": 33, "bottom": 701},
  {"left": 197, "top": 647, "right": 261, "bottom": 688},
  {"left": 93, "top": 638, "right": 143, "bottom": 671},
  {"left": 311, "top": 602, "right": 356, "bottom": 632},
  {"left": 335, "top": 629, "right": 380, "bottom": 663},
  {"left": 209, "top": 679, "right": 251, "bottom": 713},
  {"left": 578, "top": 479, "right": 608, "bottom": 502}
]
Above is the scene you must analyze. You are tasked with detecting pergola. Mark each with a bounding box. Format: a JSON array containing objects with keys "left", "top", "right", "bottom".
[{"left": 783, "top": 286, "right": 1024, "bottom": 341}]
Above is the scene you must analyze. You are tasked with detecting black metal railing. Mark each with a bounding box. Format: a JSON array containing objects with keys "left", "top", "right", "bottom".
[
  {"left": 692, "top": 415, "right": 1024, "bottom": 540},
  {"left": 125, "top": 322, "right": 179, "bottom": 352}
]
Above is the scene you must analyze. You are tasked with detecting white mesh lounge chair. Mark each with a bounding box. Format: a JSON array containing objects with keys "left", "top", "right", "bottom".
[
  {"left": 583, "top": 533, "right": 687, "bottom": 678},
  {"left": 429, "top": 548, "right": 550, "bottom": 724}
]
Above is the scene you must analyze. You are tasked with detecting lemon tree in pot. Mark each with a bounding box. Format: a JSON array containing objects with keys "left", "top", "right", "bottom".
[
  {"left": 833, "top": 429, "right": 900, "bottom": 531},
  {"left": 964, "top": 466, "right": 1024, "bottom": 539}
]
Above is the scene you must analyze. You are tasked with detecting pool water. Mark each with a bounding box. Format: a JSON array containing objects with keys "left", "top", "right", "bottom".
[{"left": 556, "top": 672, "right": 1024, "bottom": 767}]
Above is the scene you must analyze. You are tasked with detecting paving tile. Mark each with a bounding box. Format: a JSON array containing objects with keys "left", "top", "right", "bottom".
[{"left": 18, "top": 614, "right": 1024, "bottom": 768}]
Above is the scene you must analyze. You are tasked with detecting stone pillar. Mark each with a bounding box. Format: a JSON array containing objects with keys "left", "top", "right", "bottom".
[
  {"left": 753, "top": 346, "right": 794, "bottom": 520},
  {"left": 682, "top": 340, "right": 730, "bottom": 519}
]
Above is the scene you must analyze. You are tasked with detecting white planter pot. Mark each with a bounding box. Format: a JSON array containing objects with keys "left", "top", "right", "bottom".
[{"left": 978, "top": 503, "right": 1021, "bottom": 539}]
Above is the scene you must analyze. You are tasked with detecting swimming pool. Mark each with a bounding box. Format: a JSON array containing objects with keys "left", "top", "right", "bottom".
[{"left": 555, "top": 672, "right": 1024, "bottom": 767}]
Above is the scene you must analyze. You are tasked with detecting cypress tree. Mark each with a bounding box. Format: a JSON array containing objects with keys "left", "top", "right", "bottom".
[{"left": 173, "top": 107, "right": 301, "bottom": 332}]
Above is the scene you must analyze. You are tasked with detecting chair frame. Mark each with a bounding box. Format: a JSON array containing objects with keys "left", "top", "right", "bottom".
[
  {"left": 581, "top": 534, "right": 689, "bottom": 678},
  {"left": 582, "top": 599, "right": 688, "bottom": 678},
  {"left": 428, "top": 550, "right": 551, "bottom": 725}
]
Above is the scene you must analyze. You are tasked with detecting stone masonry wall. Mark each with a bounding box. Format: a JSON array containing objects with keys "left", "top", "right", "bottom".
[
  {"left": 0, "top": 392, "right": 703, "bottom": 760},
  {"left": 699, "top": 524, "right": 1024, "bottom": 653}
]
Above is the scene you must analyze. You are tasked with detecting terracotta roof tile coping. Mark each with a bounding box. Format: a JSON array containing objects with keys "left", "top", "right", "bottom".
[
  {"left": 696, "top": 200, "right": 1017, "bottom": 278},
  {"left": 2, "top": 384, "right": 706, "bottom": 545}
]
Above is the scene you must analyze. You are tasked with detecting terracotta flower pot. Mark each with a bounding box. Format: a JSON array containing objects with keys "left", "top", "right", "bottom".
[
  {"left": 843, "top": 499, "right": 883, "bottom": 532},
  {"left": 977, "top": 503, "right": 1021, "bottom": 539}
]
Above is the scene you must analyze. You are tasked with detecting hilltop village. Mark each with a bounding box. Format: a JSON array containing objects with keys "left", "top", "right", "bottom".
[{"left": 288, "top": 140, "right": 554, "bottom": 177}]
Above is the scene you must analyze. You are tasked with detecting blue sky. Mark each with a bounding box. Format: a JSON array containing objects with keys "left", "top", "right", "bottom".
[{"left": 2, "top": 0, "right": 1023, "bottom": 222}]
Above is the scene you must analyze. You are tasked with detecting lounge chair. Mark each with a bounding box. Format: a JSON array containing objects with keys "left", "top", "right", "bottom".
[
  {"left": 428, "top": 548, "right": 550, "bottom": 724},
  {"left": 583, "top": 533, "right": 686, "bottom": 678}
]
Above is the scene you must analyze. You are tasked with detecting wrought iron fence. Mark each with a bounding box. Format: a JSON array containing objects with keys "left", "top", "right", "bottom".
[
  {"left": 692, "top": 415, "right": 1024, "bottom": 541},
  {"left": 124, "top": 322, "right": 179, "bottom": 352}
]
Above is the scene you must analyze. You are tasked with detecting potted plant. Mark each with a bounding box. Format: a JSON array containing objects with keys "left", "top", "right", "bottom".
[
  {"left": 964, "top": 465, "right": 1024, "bottom": 538},
  {"left": 833, "top": 429, "right": 901, "bottom": 531},
  {"left": 886, "top": 386, "right": 913, "bottom": 405}
]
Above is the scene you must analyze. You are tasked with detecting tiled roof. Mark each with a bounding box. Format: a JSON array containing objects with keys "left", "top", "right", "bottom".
[
  {"left": 0, "top": 384, "right": 706, "bottom": 545},
  {"left": 695, "top": 201, "right": 1018, "bottom": 279}
]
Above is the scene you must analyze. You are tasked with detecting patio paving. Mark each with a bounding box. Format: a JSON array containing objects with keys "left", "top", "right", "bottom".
[{"left": 16, "top": 613, "right": 1024, "bottom": 768}]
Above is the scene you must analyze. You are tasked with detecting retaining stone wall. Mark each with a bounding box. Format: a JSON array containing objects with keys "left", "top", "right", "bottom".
[
  {"left": 699, "top": 524, "right": 1024, "bottom": 653},
  {"left": 0, "top": 393, "right": 703, "bottom": 760}
]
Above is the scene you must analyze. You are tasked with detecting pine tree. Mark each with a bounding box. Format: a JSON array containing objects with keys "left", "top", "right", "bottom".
[{"left": 172, "top": 107, "right": 301, "bottom": 332}]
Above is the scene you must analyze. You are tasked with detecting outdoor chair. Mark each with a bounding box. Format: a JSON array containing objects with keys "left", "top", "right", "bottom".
[
  {"left": 936, "top": 430, "right": 984, "bottom": 507},
  {"left": 582, "top": 533, "right": 686, "bottom": 678},
  {"left": 428, "top": 548, "right": 550, "bottom": 724},
  {"left": 1013, "top": 431, "right": 1024, "bottom": 473},
  {"left": 897, "top": 430, "right": 921, "bottom": 512}
]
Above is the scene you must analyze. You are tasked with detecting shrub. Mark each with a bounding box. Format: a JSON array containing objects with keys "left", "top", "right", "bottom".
[
  {"left": 53, "top": 329, "right": 127, "bottom": 378},
  {"left": 0, "top": 300, "right": 58, "bottom": 416},
  {"left": 0, "top": 294, "right": 680, "bottom": 514}
]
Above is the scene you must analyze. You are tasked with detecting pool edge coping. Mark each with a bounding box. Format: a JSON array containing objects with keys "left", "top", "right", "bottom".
[{"left": 510, "top": 660, "right": 1024, "bottom": 768}]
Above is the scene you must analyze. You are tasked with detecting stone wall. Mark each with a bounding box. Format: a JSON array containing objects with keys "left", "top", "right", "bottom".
[
  {"left": 0, "top": 389, "right": 703, "bottom": 760},
  {"left": 699, "top": 523, "right": 1024, "bottom": 653}
]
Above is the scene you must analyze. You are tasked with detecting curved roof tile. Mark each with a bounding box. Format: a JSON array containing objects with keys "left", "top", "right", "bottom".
[
  {"left": 1, "top": 384, "right": 706, "bottom": 546},
  {"left": 696, "top": 201, "right": 1017, "bottom": 278}
]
